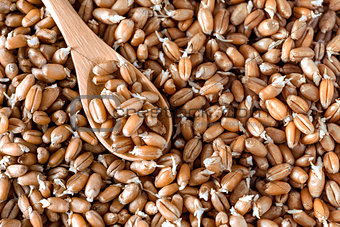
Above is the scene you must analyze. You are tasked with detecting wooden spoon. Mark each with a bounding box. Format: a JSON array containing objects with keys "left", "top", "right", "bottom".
[{"left": 42, "top": 0, "right": 172, "bottom": 161}]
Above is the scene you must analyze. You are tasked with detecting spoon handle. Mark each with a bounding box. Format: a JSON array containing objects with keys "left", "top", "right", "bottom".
[{"left": 42, "top": 0, "right": 110, "bottom": 59}]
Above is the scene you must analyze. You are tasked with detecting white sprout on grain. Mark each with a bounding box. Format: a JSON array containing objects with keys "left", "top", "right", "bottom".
[{"left": 310, "top": 157, "right": 324, "bottom": 180}]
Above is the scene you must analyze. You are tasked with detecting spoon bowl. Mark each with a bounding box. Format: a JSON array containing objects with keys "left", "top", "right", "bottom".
[{"left": 42, "top": 0, "right": 172, "bottom": 161}]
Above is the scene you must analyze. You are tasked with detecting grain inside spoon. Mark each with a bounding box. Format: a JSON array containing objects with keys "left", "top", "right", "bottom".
[{"left": 42, "top": 0, "right": 172, "bottom": 161}]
